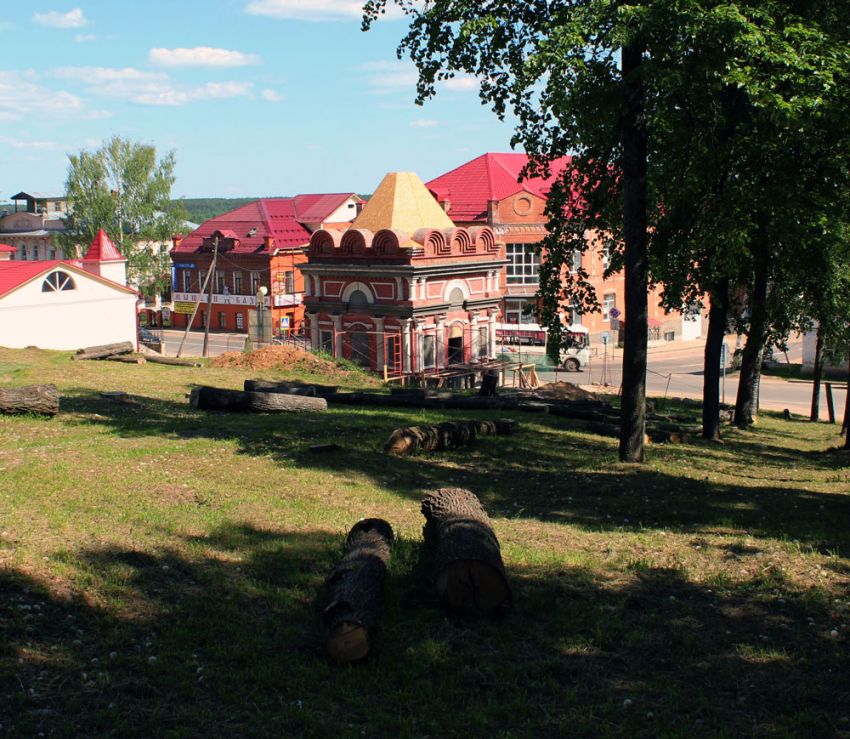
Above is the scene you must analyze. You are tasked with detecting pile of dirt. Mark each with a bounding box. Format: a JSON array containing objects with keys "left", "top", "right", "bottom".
[
  {"left": 533, "top": 381, "right": 597, "bottom": 402},
  {"left": 211, "top": 345, "right": 353, "bottom": 376}
]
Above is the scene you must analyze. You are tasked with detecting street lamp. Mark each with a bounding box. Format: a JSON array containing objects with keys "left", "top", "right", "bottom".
[{"left": 256, "top": 286, "right": 268, "bottom": 348}]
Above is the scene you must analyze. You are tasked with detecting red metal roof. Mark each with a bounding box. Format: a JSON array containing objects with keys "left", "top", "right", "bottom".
[
  {"left": 0, "top": 243, "right": 16, "bottom": 253},
  {"left": 0, "top": 260, "right": 136, "bottom": 298},
  {"left": 426, "top": 152, "right": 573, "bottom": 222},
  {"left": 83, "top": 229, "right": 124, "bottom": 261},
  {"left": 172, "top": 195, "right": 359, "bottom": 256}
]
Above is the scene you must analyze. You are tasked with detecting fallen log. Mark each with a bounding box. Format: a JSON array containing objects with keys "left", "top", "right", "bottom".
[
  {"left": 145, "top": 355, "right": 202, "bottom": 367},
  {"left": 421, "top": 488, "right": 511, "bottom": 615},
  {"left": 0, "top": 384, "right": 59, "bottom": 417},
  {"left": 72, "top": 341, "right": 134, "bottom": 361},
  {"left": 321, "top": 518, "right": 394, "bottom": 663},
  {"left": 105, "top": 354, "right": 146, "bottom": 364},
  {"left": 189, "top": 386, "right": 327, "bottom": 413},
  {"left": 384, "top": 418, "right": 517, "bottom": 455},
  {"left": 245, "top": 379, "right": 338, "bottom": 397}
]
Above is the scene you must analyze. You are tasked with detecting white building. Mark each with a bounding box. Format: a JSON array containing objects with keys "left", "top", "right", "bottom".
[{"left": 0, "top": 230, "right": 138, "bottom": 351}]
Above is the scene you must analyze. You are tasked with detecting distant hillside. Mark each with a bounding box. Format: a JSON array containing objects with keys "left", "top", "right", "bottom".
[{"left": 175, "top": 198, "right": 268, "bottom": 224}]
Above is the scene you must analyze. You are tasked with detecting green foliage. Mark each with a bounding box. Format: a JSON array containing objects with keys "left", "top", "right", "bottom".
[{"left": 59, "top": 135, "right": 188, "bottom": 299}]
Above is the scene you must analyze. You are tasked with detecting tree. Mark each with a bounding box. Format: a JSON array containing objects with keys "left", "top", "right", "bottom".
[{"left": 58, "top": 136, "right": 187, "bottom": 299}]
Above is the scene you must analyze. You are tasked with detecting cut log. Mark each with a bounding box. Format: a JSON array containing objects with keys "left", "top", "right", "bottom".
[
  {"left": 145, "top": 355, "right": 202, "bottom": 367},
  {"left": 72, "top": 341, "right": 134, "bottom": 361},
  {"left": 321, "top": 518, "right": 393, "bottom": 663},
  {"left": 384, "top": 418, "right": 517, "bottom": 455},
  {"left": 245, "top": 379, "right": 338, "bottom": 398},
  {"left": 0, "top": 384, "right": 59, "bottom": 417},
  {"left": 189, "top": 386, "right": 327, "bottom": 413},
  {"left": 243, "top": 380, "right": 316, "bottom": 396},
  {"left": 105, "top": 354, "right": 146, "bottom": 364},
  {"left": 420, "top": 488, "right": 511, "bottom": 615}
]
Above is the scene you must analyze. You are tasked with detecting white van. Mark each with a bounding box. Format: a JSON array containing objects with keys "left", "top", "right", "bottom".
[{"left": 495, "top": 322, "right": 590, "bottom": 371}]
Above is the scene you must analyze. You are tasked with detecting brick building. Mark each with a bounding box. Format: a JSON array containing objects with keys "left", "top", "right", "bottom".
[
  {"left": 426, "top": 153, "right": 700, "bottom": 345},
  {"left": 0, "top": 192, "right": 68, "bottom": 261},
  {"left": 301, "top": 172, "right": 505, "bottom": 375},
  {"left": 169, "top": 193, "right": 361, "bottom": 335}
]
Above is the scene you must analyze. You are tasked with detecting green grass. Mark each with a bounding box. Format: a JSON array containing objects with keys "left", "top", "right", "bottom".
[{"left": 1, "top": 346, "right": 849, "bottom": 736}]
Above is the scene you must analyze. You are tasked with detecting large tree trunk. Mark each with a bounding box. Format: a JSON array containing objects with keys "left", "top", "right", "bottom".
[
  {"left": 420, "top": 488, "right": 511, "bottom": 615},
  {"left": 244, "top": 379, "right": 338, "bottom": 398},
  {"left": 321, "top": 518, "right": 393, "bottom": 663},
  {"left": 384, "top": 419, "right": 516, "bottom": 455},
  {"left": 0, "top": 384, "right": 59, "bottom": 416},
  {"left": 72, "top": 341, "right": 134, "bottom": 360},
  {"left": 843, "top": 341, "right": 850, "bottom": 449},
  {"left": 189, "top": 386, "right": 327, "bottom": 413},
  {"left": 703, "top": 279, "right": 730, "bottom": 440},
  {"left": 619, "top": 38, "right": 649, "bottom": 463},
  {"left": 735, "top": 235, "right": 769, "bottom": 428},
  {"left": 810, "top": 325, "right": 825, "bottom": 422}
]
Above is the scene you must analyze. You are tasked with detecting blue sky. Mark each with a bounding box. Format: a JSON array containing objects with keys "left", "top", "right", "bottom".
[{"left": 0, "top": 1, "right": 518, "bottom": 198}]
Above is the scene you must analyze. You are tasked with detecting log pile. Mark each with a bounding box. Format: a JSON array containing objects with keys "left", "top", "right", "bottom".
[
  {"left": 421, "top": 488, "right": 511, "bottom": 615},
  {"left": 72, "top": 341, "right": 134, "bottom": 361},
  {"left": 0, "top": 384, "right": 59, "bottom": 417},
  {"left": 321, "top": 518, "right": 394, "bottom": 663},
  {"left": 189, "top": 386, "right": 327, "bottom": 413},
  {"left": 384, "top": 418, "right": 517, "bottom": 455}
]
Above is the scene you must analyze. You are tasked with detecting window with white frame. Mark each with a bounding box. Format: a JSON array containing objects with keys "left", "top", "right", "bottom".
[
  {"left": 215, "top": 271, "right": 226, "bottom": 294},
  {"left": 41, "top": 271, "right": 75, "bottom": 292},
  {"left": 236, "top": 313, "right": 244, "bottom": 330},
  {"left": 182, "top": 270, "right": 192, "bottom": 292},
  {"left": 506, "top": 243, "right": 539, "bottom": 285},
  {"left": 250, "top": 271, "right": 260, "bottom": 294},
  {"left": 603, "top": 293, "right": 616, "bottom": 321},
  {"left": 283, "top": 270, "right": 294, "bottom": 294},
  {"left": 233, "top": 271, "right": 243, "bottom": 294},
  {"left": 478, "top": 326, "right": 489, "bottom": 359},
  {"left": 422, "top": 334, "right": 436, "bottom": 368},
  {"left": 31, "top": 245, "right": 38, "bottom": 260},
  {"left": 19, "top": 244, "right": 26, "bottom": 260}
]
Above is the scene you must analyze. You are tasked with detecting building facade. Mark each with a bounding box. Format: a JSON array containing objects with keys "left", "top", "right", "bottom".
[
  {"left": 169, "top": 194, "right": 361, "bottom": 335},
  {"left": 0, "top": 192, "right": 68, "bottom": 262},
  {"left": 426, "top": 153, "right": 699, "bottom": 346},
  {"left": 301, "top": 172, "right": 505, "bottom": 375}
]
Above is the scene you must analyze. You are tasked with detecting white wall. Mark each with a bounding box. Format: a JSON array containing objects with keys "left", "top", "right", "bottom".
[
  {"left": 680, "top": 312, "right": 702, "bottom": 341},
  {"left": 0, "top": 269, "right": 137, "bottom": 350}
]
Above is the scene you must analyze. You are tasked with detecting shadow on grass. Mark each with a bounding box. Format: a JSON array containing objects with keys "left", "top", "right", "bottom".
[
  {"left": 56, "top": 388, "right": 850, "bottom": 553},
  {"left": 2, "top": 522, "right": 847, "bottom": 736}
]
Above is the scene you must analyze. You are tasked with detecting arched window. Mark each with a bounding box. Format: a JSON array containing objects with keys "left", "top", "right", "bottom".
[
  {"left": 449, "top": 287, "right": 465, "bottom": 308},
  {"left": 41, "top": 271, "right": 76, "bottom": 292},
  {"left": 348, "top": 289, "right": 369, "bottom": 311}
]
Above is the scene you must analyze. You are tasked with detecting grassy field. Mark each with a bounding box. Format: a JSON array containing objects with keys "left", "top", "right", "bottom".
[{"left": 1, "top": 347, "right": 849, "bottom": 737}]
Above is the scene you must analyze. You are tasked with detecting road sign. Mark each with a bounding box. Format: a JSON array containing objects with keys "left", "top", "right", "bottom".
[
  {"left": 280, "top": 316, "right": 290, "bottom": 329},
  {"left": 601, "top": 332, "right": 610, "bottom": 345},
  {"left": 609, "top": 307, "right": 621, "bottom": 320},
  {"left": 174, "top": 301, "right": 195, "bottom": 315}
]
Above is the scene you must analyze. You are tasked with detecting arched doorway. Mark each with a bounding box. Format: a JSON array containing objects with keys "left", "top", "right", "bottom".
[{"left": 447, "top": 323, "right": 465, "bottom": 364}]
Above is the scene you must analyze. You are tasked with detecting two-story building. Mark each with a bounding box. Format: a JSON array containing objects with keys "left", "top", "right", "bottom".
[
  {"left": 0, "top": 192, "right": 69, "bottom": 261},
  {"left": 169, "top": 193, "right": 362, "bottom": 335},
  {"left": 426, "top": 153, "right": 699, "bottom": 345},
  {"left": 301, "top": 171, "right": 505, "bottom": 375}
]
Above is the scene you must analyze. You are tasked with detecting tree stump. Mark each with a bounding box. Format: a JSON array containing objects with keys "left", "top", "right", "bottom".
[
  {"left": 420, "top": 488, "right": 511, "bottom": 615},
  {"left": 321, "top": 518, "right": 394, "bottom": 663},
  {"left": 0, "top": 384, "right": 59, "bottom": 417}
]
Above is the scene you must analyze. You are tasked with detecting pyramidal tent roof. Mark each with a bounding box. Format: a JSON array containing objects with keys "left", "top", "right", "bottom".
[
  {"left": 351, "top": 172, "right": 455, "bottom": 234},
  {"left": 83, "top": 229, "right": 124, "bottom": 261},
  {"left": 0, "top": 244, "right": 16, "bottom": 253},
  {"left": 426, "top": 152, "right": 573, "bottom": 222}
]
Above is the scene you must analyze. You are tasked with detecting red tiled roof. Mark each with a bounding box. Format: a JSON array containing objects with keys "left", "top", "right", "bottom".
[
  {"left": 426, "top": 152, "right": 573, "bottom": 222},
  {"left": 0, "top": 260, "right": 137, "bottom": 298},
  {"left": 0, "top": 243, "right": 16, "bottom": 253},
  {"left": 172, "top": 195, "right": 359, "bottom": 256},
  {"left": 83, "top": 229, "right": 124, "bottom": 261}
]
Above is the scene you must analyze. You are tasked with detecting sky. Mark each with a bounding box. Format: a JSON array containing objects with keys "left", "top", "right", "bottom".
[{"left": 0, "top": 1, "right": 519, "bottom": 199}]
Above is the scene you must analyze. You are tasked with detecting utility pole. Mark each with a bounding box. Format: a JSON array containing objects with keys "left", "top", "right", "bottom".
[
  {"left": 202, "top": 234, "right": 219, "bottom": 358},
  {"left": 176, "top": 266, "right": 213, "bottom": 358}
]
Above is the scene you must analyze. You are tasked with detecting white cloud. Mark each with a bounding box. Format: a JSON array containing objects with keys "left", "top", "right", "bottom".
[
  {"left": 55, "top": 66, "right": 166, "bottom": 82},
  {"left": 149, "top": 47, "right": 260, "bottom": 68},
  {"left": 0, "top": 71, "right": 108, "bottom": 121},
  {"left": 74, "top": 33, "right": 97, "bottom": 42},
  {"left": 0, "top": 21, "right": 15, "bottom": 31},
  {"left": 443, "top": 76, "right": 477, "bottom": 92},
  {"left": 409, "top": 119, "right": 438, "bottom": 128},
  {"left": 129, "top": 80, "right": 254, "bottom": 106},
  {"left": 261, "top": 88, "right": 283, "bottom": 102},
  {"left": 361, "top": 60, "right": 477, "bottom": 96},
  {"left": 32, "top": 8, "right": 88, "bottom": 28},
  {"left": 0, "top": 136, "right": 58, "bottom": 151},
  {"left": 245, "top": 0, "right": 406, "bottom": 21}
]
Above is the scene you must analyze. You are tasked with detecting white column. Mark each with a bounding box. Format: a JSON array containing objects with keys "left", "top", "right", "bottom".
[
  {"left": 313, "top": 275, "right": 321, "bottom": 297},
  {"left": 418, "top": 277, "right": 427, "bottom": 301},
  {"left": 412, "top": 319, "right": 425, "bottom": 373},
  {"left": 375, "top": 317, "right": 386, "bottom": 371},
  {"left": 394, "top": 276, "right": 402, "bottom": 300},
  {"left": 435, "top": 319, "right": 445, "bottom": 370},
  {"left": 402, "top": 319, "right": 412, "bottom": 373},
  {"left": 308, "top": 313, "right": 319, "bottom": 350},
  {"left": 485, "top": 271, "right": 492, "bottom": 294},
  {"left": 331, "top": 315, "right": 343, "bottom": 359},
  {"left": 406, "top": 278, "right": 415, "bottom": 301},
  {"left": 304, "top": 275, "right": 312, "bottom": 297},
  {"left": 470, "top": 314, "right": 480, "bottom": 361},
  {"left": 488, "top": 313, "right": 498, "bottom": 359}
]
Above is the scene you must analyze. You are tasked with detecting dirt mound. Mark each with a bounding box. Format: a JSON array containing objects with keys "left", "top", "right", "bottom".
[
  {"left": 211, "top": 345, "right": 353, "bottom": 376},
  {"left": 534, "top": 381, "right": 596, "bottom": 402}
]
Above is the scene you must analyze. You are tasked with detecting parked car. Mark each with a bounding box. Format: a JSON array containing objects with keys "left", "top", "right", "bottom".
[{"left": 138, "top": 327, "right": 163, "bottom": 353}]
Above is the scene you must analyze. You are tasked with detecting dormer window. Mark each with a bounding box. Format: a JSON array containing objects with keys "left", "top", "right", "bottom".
[{"left": 42, "top": 271, "right": 76, "bottom": 292}]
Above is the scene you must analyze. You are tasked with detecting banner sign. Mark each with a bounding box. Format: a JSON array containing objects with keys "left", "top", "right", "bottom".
[{"left": 174, "top": 301, "right": 196, "bottom": 315}]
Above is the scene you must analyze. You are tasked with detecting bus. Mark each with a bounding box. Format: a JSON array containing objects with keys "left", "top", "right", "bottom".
[{"left": 496, "top": 322, "right": 590, "bottom": 371}]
